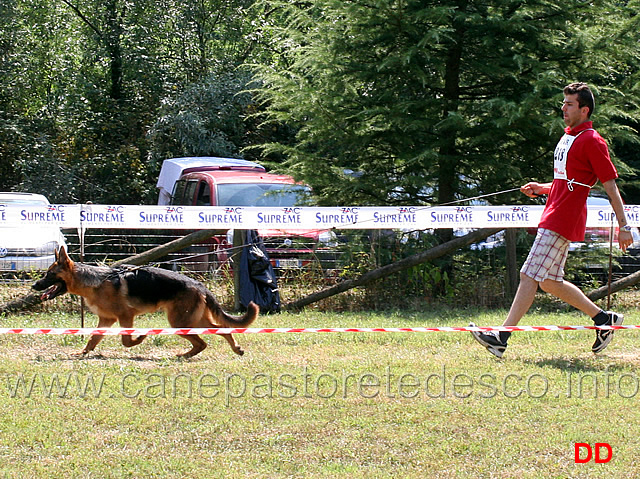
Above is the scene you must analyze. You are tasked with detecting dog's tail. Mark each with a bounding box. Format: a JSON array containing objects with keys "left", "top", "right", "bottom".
[{"left": 205, "top": 291, "right": 259, "bottom": 327}]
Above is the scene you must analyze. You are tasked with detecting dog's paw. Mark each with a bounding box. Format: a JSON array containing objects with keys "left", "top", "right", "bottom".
[{"left": 70, "top": 349, "right": 89, "bottom": 358}]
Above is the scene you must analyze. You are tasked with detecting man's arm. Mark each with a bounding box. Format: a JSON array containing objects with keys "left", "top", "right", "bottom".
[
  {"left": 603, "top": 178, "right": 634, "bottom": 252},
  {"left": 521, "top": 181, "right": 552, "bottom": 198}
]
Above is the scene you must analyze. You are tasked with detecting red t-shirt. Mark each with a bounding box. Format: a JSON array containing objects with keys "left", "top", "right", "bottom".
[{"left": 538, "top": 121, "right": 618, "bottom": 242}]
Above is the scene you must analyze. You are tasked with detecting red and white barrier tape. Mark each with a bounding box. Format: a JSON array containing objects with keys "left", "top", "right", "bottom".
[{"left": 0, "top": 325, "right": 636, "bottom": 335}]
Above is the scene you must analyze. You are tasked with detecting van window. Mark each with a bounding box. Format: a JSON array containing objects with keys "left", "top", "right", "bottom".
[
  {"left": 171, "top": 179, "right": 198, "bottom": 205},
  {"left": 196, "top": 181, "right": 212, "bottom": 206}
]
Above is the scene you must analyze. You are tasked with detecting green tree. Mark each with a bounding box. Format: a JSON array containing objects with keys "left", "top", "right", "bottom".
[
  {"left": 0, "top": 0, "right": 72, "bottom": 192},
  {"left": 254, "top": 0, "right": 640, "bottom": 208},
  {"left": 148, "top": 70, "right": 256, "bottom": 160},
  {"left": 580, "top": 2, "right": 640, "bottom": 203},
  {"left": 1, "top": 0, "right": 276, "bottom": 203}
]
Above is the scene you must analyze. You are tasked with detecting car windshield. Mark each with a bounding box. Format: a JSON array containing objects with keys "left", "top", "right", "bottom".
[{"left": 217, "top": 183, "right": 310, "bottom": 207}]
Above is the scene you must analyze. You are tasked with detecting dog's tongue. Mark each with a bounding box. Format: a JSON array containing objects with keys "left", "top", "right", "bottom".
[{"left": 41, "top": 284, "right": 59, "bottom": 301}]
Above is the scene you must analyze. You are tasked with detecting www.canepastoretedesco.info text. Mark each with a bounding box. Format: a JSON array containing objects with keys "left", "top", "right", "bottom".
[{"left": 4, "top": 366, "right": 639, "bottom": 404}]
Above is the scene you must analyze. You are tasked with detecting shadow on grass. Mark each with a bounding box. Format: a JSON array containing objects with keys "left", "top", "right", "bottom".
[
  {"left": 48, "top": 351, "right": 197, "bottom": 363},
  {"left": 524, "top": 356, "right": 629, "bottom": 373}
]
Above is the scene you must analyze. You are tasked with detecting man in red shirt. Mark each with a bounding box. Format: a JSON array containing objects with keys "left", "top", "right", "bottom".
[{"left": 471, "top": 82, "right": 634, "bottom": 358}]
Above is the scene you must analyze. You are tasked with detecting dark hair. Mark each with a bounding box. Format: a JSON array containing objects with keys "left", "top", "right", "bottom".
[{"left": 564, "top": 82, "right": 595, "bottom": 118}]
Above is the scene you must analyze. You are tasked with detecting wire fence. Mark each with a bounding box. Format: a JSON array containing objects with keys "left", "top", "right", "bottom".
[
  {"left": 0, "top": 226, "right": 348, "bottom": 314},
  {"left": 2, "top": 223, "right": 639, "bottom": 313},
  {"left": 64, "top": 228, "right": 344, "bottom": 278}
]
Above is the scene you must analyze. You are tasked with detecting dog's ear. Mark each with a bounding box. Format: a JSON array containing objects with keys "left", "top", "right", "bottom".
[{"left": 57, "top": 247, "right": 71, "bottom": 267}]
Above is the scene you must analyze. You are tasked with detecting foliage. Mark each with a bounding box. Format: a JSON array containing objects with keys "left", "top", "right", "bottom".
[
  {"left": 0, "top": 0, "right": 277, "bottom": 203},
  {"left": 253, "top": 0, "right": 640, "bottom": 207},
  {"left": 563, "top": 242, "right": 623, "bottom": 288},
  {"left": 146, "top": 69, "right": 292, "bottom": 165},
  {"left": 1, "top": 0, "right": 640, "bottom": 305},
  {"left": 334, "top": 229, "right": 520, "bottom": 307},
  {"left": 2, "top": 0, "right": 639, "bottom": 207}
]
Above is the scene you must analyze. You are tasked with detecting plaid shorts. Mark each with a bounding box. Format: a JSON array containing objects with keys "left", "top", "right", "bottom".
[{"left": 520, "top": 228, "right": 570, "bottom": 282}]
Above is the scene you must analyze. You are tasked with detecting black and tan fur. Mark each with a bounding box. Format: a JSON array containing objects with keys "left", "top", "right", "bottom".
[{"left": 33, "top": 247, "right": 258, "bottom": 358}]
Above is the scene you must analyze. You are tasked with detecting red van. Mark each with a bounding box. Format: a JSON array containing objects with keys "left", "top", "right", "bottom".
[{"left": 157, "top": 157, "right": 323, "bottom": 272}]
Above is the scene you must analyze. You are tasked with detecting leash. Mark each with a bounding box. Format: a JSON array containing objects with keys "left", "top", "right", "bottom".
[
  {"left": 323, "top": 186, "right": 526, "bottom": 230},
  {"left": 76, "top": 187, "right": 528, "bottom": 275},
  {"left": 75, "top": 186, "right": 528, "bottom": 279},
  {"left": 437, "top": 187, "right": 522, "bottom": 206}
]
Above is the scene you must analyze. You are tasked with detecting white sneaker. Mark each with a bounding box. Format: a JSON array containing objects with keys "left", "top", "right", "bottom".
[
  {"left": 592, "top": 311, "right": 624, "bottom": 354},
  {"left": 470, "top": 323, "right": 507, "bottom": 358}
]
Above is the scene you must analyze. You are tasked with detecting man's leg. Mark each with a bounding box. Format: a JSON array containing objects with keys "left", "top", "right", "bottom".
[
  {"left": 470, "top": 272, "right": 539, "bottom": 358},
  {"left": 540, "top": 278, "right": 624, "bottom": 353},
  {"left": 538, "top": 278, "right": 600, "bottom": 317},
  {"left": 504, "top": 273, "right": 540, "bottom": 326}
]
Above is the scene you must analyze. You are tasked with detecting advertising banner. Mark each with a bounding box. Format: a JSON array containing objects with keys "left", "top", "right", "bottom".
[{"left": 0, "top": 204, "right": 637, "bottom": 230}]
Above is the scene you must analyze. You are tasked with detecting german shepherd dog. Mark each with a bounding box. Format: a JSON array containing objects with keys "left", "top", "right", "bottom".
[{"left": 32, "top": 247, "right": 259, "bottom": 358}]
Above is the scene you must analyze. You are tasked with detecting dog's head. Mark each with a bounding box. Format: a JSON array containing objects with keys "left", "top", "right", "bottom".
[{"left": 32, "top": 247, "right": 73, "bottom": 301}]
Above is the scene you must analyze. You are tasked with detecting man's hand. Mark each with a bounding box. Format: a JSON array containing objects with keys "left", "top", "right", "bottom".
[
  {"left": 618, "top": 229, "right": 634, "bottom": 252},
  {"left": 520, "top": 182, "right": 550, "bottom": 199}
]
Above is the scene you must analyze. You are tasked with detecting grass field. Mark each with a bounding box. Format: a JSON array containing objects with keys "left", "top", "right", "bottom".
[{"left": 1, "top": 298, "right": 640, "bottom": 478}]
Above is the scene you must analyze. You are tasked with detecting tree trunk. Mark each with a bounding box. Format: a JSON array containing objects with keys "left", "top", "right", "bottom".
[
  {"left": 435, "top": 22, "right": 465, "bottom": 289},
  {"left": 105, "top": 0, "right": 123, "bottom": 101},
  {"left": 587, "top": 268, "right": 640, "bottom": 302},
  {"left": 111, "top": 229, "right": 223, "bottom": 267}
]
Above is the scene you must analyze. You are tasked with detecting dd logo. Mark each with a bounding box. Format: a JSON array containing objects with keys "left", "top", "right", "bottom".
[{"left": 574, "top": 443, "right": 612, "bottom": 464}]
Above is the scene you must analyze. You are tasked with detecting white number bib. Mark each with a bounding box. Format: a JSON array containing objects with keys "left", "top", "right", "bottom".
[
  {"left": 552, "top": 129, "right": 594, "bottom": 191},
  {"left": 553, "top": 134, "right": 575, "bottom": 180}
]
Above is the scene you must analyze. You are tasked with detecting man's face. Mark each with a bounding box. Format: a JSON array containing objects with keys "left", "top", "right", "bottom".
[{"left": 561, "top": 93, "right": 589, "bottom": 128}]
